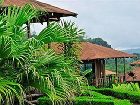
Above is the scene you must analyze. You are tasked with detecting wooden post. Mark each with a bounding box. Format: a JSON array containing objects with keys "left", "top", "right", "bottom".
[
  {"left": 102, "top": 59, "right": 106, "bottom": 86},
  {"left": 47, "top": 15, "right": 51, "bottom": 49},
  {"left": 95, "top": 60, "right": 98, "bottom": 86},
  {"left": 115, "top": 58, "right": 118, "bottom": 76},
  {"left": 26, "top": 22, "right": 31, "bottom": 38},
  {"left": 84, "top": 63, "right": 87, "bottom": 70},
  {"left": 102, "top": 59, "right": 105, "bottom": 77},
  {"left": 123, "top": 58, "right": 126, "bottom": 81},
  {"left": 92, "top": 61, "right": 95, "bottom": 85}
]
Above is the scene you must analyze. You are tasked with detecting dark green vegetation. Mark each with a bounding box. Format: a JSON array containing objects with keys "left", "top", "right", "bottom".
[
  {"left": 105, "top": 59, "right": 133, "bottom": 73},
  {"left": 38, "top": 86, "right": 132, "bottom": 105},
  {"left": 94, "top": 83, "right": 140, "bottom": 104},
  {"left": 0, "top": 1, "right": 139, "bottom": 105},
  {"left": 0, "top": 4, "right": 87, "bottom": 105},
  {"left": 79, "top": 36, "right": 111, "bottom": 48},
  {"left": 132, "top": 53, "right": 140, "bottom": 61}
]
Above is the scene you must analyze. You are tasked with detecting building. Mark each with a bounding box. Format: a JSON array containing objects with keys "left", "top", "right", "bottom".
[
  {"left": 0, "top": 0, "right": 77, "bottom": 38},
  {"left": 126, "top": 60, "right": 140, "bottom": 82},
  {"left": 51, "top": 42, "right": 135, "bottom": 86}
]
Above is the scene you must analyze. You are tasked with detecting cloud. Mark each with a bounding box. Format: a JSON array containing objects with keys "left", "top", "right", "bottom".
[{"left": 33, "top": 0, "right": 140, "bottom": 49}]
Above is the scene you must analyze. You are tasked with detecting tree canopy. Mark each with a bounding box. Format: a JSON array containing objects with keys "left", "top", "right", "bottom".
[{"left": 80, "top": 37, "right": 111, "bottom": 48}]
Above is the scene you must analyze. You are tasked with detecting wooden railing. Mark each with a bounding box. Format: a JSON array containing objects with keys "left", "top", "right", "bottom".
[{"left": 97, "top": 75, "right": 124, "bottom": 87}]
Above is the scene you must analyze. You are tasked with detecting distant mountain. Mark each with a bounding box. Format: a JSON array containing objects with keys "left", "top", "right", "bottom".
[{"left": 123, "top": 48, "right": 140, "bottom": 54}]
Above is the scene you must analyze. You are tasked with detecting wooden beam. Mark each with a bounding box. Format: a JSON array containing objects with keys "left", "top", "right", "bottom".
[
  {"left": 123, "top": 58, "right": 126, "bottom": 81},
  {"left": 115, "top": 58, "right": 118, "bottom": 76}
]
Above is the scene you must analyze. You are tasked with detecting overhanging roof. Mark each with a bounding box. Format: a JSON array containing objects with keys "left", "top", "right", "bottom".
[
  {"left": 80, "top": 42, "right": 135, "bottom": 60},
  {"left": 51, "top": 42, "right": 135, "bottom": 60},
  {"left": 126, "top": 67, "right": 140, "bottom": 82},
  {"left": 1, "top": 0, "right": 77, "bottom": 22}
]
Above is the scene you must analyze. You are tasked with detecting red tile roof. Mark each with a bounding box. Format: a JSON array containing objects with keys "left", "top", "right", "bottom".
[
  {"left": 51, "top": 42, "right": 135, "bottom": 60},
  {"left": 80, "top": 42, "right": 135, "bottom": 60},
  {"left": 130, "top": 60, "right": 140, "bottom": 66},
  {"left": 2, "top": 0, "right": 77, "bottom": 17},
  {"left": 126, "top": 67, "right": 140, "bottom": 82}
]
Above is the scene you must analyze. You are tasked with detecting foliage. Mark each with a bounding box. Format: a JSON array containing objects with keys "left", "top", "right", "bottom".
[
  {"left": 81, "top": 90, "right": 113, "bottom": 100},
  {"left": 80, "top": 37, "right": 111, "bottom": 48},
  {"left": 38, "top": 86, "right": 133, "bottom": 105},
  {"left": 114, "top": 99, "right": 132, "bottom": 105},
  {"left": 0, "top": 79, "right": 24, "bottom": 105},
  {"left": 132, "top": 53, "right": 140, "bottom": 61},
  {"left": 74, "top": 97, "right": 114, "bottom": 105},
  {"left": 105, "top": 59, "right": 133, "bottom": 73},
  {"left": 112, "top": 83, "right": 140, "bottom": 92},
  {"left": 80, "top": 69, "right": 93, "bottom": 85},
  {"left": 38, "top": 96, "right": 114, "bottom": 105},
  {"left": 81, "top": 69, "right": 92, "bottom": 77},
  {"left": 95, "top": 88, "right": 140, "bottom": 103},
  {"left": 59, "top": 20, "right": 85, "bottom": 59},
  {"left": 0, "top": 3, "right": 86, "bottom": 105}
]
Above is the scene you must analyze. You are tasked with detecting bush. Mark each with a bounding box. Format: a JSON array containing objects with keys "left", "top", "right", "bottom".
[
  {"left": 112, "top": 83, "right": 140, "bottom": 92},
  {"left": 114, "top": 99, "right": 132, "bottom": 105},
  {"left": 90, "top": 91, "right": 113, "bottom": 100},
  {"left": 75, "top": 96, "right": 114, "bottom": 105},
  {"left": 95, "top": 88, "right": 140, "bottom": 103},
  {"left": 38, "top": 96, "right": 114, "bottom": 105},
  {"left": 81, "top": 89, "right": 113, "bottom": 100},
  {"left": 38, "top": 88, "right": 132, "bottom": 105}
]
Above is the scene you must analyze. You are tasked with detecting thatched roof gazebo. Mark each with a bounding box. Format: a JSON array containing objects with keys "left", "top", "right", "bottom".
[{"left": 1, "top": 0, "right": 77, "bottom": 38}]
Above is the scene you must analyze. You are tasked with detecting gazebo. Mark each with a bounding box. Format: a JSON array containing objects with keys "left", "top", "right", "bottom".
[
  {"left": 1, "top": 0, "right": 77, "bottom": 38},
  {"left": 51, "top": 42, "right": 135, "bottom": 86},
  {"left": 80, "top": 42, "right": 135, "bottom": 86}
]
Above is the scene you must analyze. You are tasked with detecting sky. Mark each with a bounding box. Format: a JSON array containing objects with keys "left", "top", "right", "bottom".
[{"left": 31, "top": 0, "right": 140, "bottom": 50}]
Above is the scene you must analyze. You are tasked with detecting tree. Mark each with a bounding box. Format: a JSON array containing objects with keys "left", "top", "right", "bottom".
[
  {"left": 0, "top": 4, "right": 86, "bottom": 105},
  {"left": 80, "top": 37, "right": 111, "bottom": 48}
]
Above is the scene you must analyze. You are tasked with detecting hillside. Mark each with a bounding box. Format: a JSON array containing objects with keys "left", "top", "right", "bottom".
[{"left": 123, "top": 48, "right": 140, "bottom": 54}]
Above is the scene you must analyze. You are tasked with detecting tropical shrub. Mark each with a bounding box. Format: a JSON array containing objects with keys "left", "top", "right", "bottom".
[
  {"left": 95, "top": 88, "right": 140, "bottom": 103},
  {"left": 81, "top": 90, "right": 113, "bottom": 100},
  {"left": 38, "top": 96, "right": 114, "bottom": 105},
  {"left": 0, "top": 2, "right": 86, "bottom": 105},
  {"left": 74, "top": 97, "right": 114, "bottom": 105},
  {"left": 114, "top": 99, "right": 132, "bottom": 105},
  {"left": 112, "top": 83, "right": 140, "bottom": 92}
]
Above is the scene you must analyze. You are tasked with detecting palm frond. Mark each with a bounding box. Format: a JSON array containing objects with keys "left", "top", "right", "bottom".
[{"left": 0, "top": 79, "right": 24, "bottom": 105}]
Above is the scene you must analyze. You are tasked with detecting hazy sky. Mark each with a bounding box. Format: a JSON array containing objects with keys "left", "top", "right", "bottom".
[{"left": 32, "top": 0, "right": 140, "bottom": 50}]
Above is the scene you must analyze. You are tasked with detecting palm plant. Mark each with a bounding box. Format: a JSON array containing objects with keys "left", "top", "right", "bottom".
[{"left": 0, "top": 3, "right": 86, "bottom": 105}]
